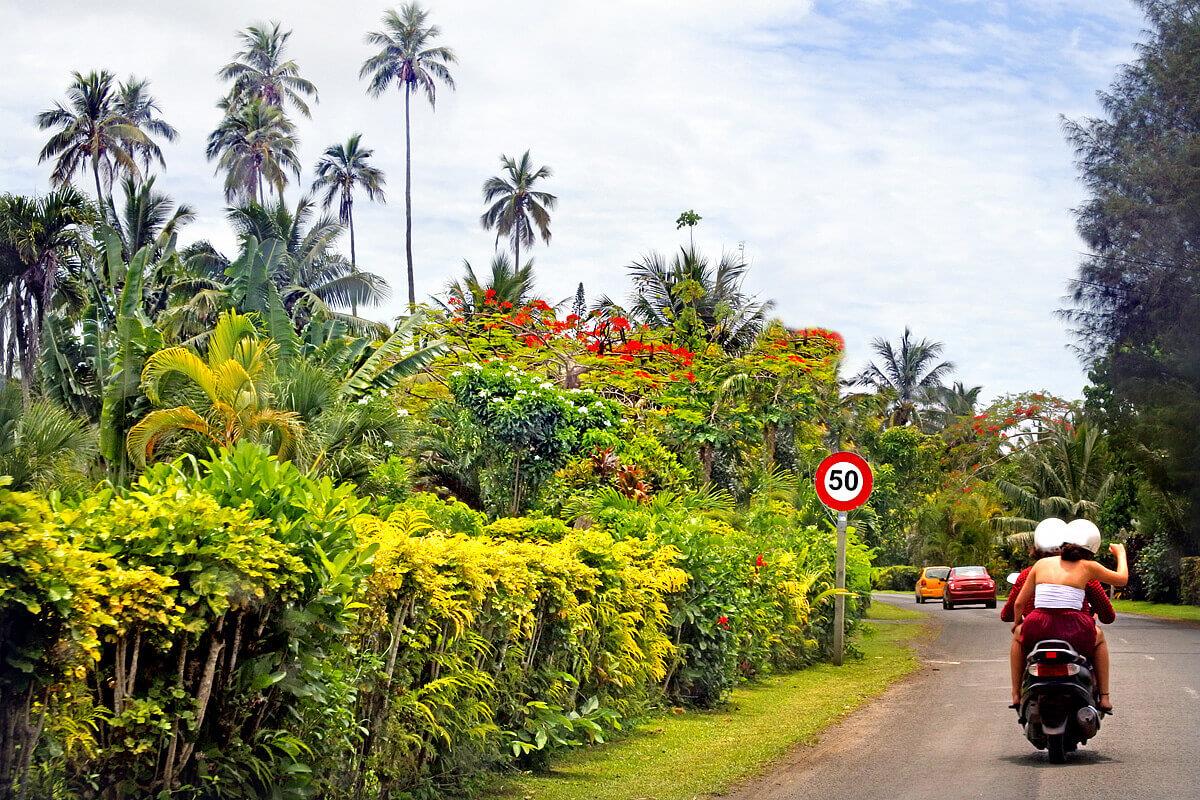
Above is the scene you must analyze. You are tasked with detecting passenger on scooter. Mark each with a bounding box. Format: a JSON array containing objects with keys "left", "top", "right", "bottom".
[
  {"left": 1002, "top": 522, "right": 1114, "bottom": 711},
  {"left": 1011, "top": 521, "right": 1128, "bottom": 712}
]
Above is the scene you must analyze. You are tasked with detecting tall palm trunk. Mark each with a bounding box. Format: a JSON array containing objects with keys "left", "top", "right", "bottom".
[
  {"left": 348, "top": 197, "right": 358, "bottom": 317},
  {"left": 513, "top": 232, "right": 520, "bottom": 272},
  {"left": 92, "top": 156, "right": 104, "bottom": 212},
  {"left": 404, "top": 83, "right": 414, "bottom": 309}
]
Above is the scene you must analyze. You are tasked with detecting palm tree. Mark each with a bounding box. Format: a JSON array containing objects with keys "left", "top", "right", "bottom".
[
  {"left": 0, "top": 189, "right": 95, "bottom": 387},
  {"left": 442, "top": 252, "right": 535, "bottom": 316},
  {"left": 0, "top": 382, "right": 95, "bottom": 489},
  {"left": 622, "top": 246, "right": 773, "bottom": 353},
  {"left": 994, "top": 420, "right": 1115, "bottom": 535},
  {"left": 219, "top": 21, "right": 318, "bottom": 117},
  {"left": 923, "top": 381, "right": 982, "bottom": 432},
  {"left": 311, "top": 134, "right": 387, "bottom": 273},
  {"left": 855, "top": 327, "right": 955, "bottom": 426},
  {"left": 110, "top": 175, "right": 194, "bottom": 259},
  {"left": 127, "top": 310, "right": 301, "bottom": 465},
  {"left": 480, "top": 151, "right": 557, "bottom": 267},
  {"left": 0, "top": 382, "right": 95, "bottom": 490},
  {"left": 37, "top": 70, "right": 155, "bottom": 206},
  {"left": 206, "top": 98, "right": 300, "bottom": 203},
  {"left": 360, "top": 3, "right": 457, "bottom": 308},
  {"left": 112, "top": 76, "right": 178, "bottom": 175},
  {"left": 226, "top": 198, "right": 390, "bottom": 324}
]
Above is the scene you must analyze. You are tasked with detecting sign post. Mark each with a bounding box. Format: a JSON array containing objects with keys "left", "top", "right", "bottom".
[{"left": 814, "top": 451, "right": 874, "bottom": 667}]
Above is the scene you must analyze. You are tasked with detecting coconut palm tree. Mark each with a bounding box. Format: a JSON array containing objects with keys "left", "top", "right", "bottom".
[
  {"left": 206, "top": 98, "right": 300, "bottom": 203},
  {"left": 855, "top": 328, "right": 955, "bottom": 426},
  {"left": 36, "top": 70, "right": 155, "bottom": 206},
  {"left": 923, "top": 381, "right": 983, "bottom": 432},
  {"left": 480, "top": 151, "right": 557, "bottom": 267},
  {"left": 127, "top": 310, "right": 301, "bottom": 465},
  {"left": 219, "top": 21, "right": 318, "bottom": 117},
  {"left": 112, "top": 76, "right": 178, "bottom": 175},
  {"left": 109, "top": 175, "right": 194, "bottom": 260},
  {"left": 311, "top": 133, "right": 387, "bottom": 272},
  {"left": 360, "top": 3, "right": 457, "bottom": 308},
  {"left": 442, "top": 252, "right": 535, "bottom": 316},
  {"left": 0, "top": 188, "right": 95, "bottom": 387},
  {"left": 994, "top": 420, "right": 1115, "bottom": 535},
  {"left": 226, "top": 198, "right": 390, "bottom": 324},
  {"left": 622, "top": 245, "right": 773, "bottom": 353}
]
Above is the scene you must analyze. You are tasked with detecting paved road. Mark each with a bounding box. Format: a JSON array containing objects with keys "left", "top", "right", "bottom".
[{"left": 726, "top": 593, "right": 1200, "bottom": 800}]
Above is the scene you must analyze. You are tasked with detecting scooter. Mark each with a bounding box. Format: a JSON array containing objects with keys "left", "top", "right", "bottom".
[{"left": 1016, "top": 638, "right": 1106, "bottom": 763}]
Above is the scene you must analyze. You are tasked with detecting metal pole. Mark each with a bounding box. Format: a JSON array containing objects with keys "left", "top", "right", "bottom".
[{"left": 833, "top": 510, "right": 848, "bottom": 666}]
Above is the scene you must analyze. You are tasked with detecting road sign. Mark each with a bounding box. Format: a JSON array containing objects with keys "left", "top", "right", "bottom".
[
  {"left": 814, "top": 451, "right": 874, "bottom": 666},
  {"left": 814, "top": 451, "right": 874, "bottom": 511}
]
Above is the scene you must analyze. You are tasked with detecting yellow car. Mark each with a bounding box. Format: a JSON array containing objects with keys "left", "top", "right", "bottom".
[{"left": 914, "top": 566, "right": 950, "bottom": 603}]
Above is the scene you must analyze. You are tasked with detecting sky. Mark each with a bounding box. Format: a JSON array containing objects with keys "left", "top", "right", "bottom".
[{"left": 0, "top": 0, "right": 1148, "bottom": 402}]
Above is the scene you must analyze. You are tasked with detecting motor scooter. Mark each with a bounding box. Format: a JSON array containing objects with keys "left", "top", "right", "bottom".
[{"left": 1017, "top": 638, "right": 1106, "bottom": 762}]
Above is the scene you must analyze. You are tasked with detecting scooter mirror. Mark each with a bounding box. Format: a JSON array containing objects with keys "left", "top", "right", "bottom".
[{"left": 1006, "top": 572, "right": 1021, "bottom": 586}]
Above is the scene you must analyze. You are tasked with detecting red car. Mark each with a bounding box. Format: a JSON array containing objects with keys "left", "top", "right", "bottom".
[{"left": 942, "top": 566, "right": 997, "bottom": 609}]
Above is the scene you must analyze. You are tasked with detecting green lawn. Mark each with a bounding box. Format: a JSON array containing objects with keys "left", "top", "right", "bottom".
[
  {"left": 1112, "top": 598, "right": 1200, "bottom": 623},
  {"left": 864, "top": 599, "right": 925, "bottom": 621},
  {"left": 487, "top": 611, "right": 926, "bottom": 800}
]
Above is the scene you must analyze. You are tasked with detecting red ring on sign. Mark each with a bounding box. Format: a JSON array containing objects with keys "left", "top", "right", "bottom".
[{"left": 814, "top": 451, "right": 874, "bottom": 511}]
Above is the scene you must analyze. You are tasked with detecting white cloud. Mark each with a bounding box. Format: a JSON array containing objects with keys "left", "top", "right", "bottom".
[{"left": 0, "top": 0, "right": 1145, "bottom": 401}]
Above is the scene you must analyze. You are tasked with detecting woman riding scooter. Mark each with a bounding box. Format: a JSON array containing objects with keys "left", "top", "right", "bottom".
[
  {"left": 1011, "top": 519, "right": 1128, "bottom": 711},
  {"left": 1003, "top": 519, "right": 1115, "bottom": 711}
]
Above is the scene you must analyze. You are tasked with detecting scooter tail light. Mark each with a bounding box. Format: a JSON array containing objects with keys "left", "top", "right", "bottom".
[{"left": 1028, "top": 662, "right": 1080, "bottom": 678}]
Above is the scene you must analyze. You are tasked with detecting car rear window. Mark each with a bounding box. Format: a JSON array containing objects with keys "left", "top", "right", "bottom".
[
  {"left": 924, "top": 568, "right": 950, "bottom": 580},
  {"left": 952, "top": 566, "right": 986, "bottom": 577}
]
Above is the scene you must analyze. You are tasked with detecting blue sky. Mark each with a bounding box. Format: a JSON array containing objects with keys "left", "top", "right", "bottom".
[{"left": 0, "top": 1, "right": 1147, "bottom": 401}]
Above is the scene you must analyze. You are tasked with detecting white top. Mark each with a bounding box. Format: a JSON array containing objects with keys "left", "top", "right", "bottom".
[{"left": 1034, "top": 583, "right": 1086, "bottom": 610}]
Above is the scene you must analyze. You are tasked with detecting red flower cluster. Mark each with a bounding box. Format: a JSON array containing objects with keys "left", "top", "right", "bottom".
[
  {"left": 716, "top": 615, "right": 730, "bottom": 629},
  {"left": 755, "top": 554, "right": 766, "bottom": 568}
]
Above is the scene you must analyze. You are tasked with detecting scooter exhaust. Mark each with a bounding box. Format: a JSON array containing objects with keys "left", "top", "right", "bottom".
[{"left": 1076, "top": 706, "right": 1100, "bottom": 739}]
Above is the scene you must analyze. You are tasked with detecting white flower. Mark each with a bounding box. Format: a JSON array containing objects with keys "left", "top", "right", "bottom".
[
  {"left": 383, "top": 440, "right": 394, "bottom": 448},
  {"left": 397, "top": 409, "right": 410, "bottom": 417},
  {"left": 379, "top": 389, "right": 389, "bottom": 397},
  {"left": 357, "top": 397, "right": 369, "bottom": 405}
]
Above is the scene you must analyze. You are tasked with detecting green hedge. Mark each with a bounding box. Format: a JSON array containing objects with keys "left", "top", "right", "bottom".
[
  {"left": 2, "top": 446, "right": 868, "bottom": 799},
  {"left": 1181, "top": 556, "right": 1200, "bottom": 606},
  {"left": 872, "top": 564, "right": 922, "bottom": 591}
]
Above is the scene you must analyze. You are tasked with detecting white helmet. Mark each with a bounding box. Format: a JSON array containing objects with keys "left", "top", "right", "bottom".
[
  {"left": 1064, "top": 518, "right": 1102, "bottom": 554},
  {"left": 1032, "top": 518, "right": 1068, "bottom": 553}
]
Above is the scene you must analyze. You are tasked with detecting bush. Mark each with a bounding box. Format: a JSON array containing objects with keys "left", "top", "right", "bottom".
[
  {"left": 1181, "top": 557, "right": 1200, "bottom": 606},
  {"left": 872, "top": 565, "right": 921, "bottom": 591},
  {"left": 5, "top": 448, "right": 874, "bottom": 799}
]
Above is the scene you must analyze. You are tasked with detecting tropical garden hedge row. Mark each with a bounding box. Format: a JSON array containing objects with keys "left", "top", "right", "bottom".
[
  {"left": 1, "top": 443, "right": 868, "bottom": 799},
  {"left": 8, "top": 6, "right": 1199, "bottom": 795}
]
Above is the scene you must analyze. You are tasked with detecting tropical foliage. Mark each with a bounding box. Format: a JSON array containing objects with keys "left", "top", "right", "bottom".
[{"left": 4, "top": 1, "right": 1200, "bottom": 798}]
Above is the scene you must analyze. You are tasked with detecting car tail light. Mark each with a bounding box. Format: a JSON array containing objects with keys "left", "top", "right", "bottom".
[{"left": 1029, "top": 662, "right": 1080, "bottom": 678}]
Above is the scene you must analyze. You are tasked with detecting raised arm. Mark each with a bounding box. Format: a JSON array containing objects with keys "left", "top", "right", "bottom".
[{"left": 1088, "top": 543, "right": 1129, "bottom": 588}]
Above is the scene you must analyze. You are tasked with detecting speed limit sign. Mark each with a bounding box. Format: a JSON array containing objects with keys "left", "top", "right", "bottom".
[
  {"left": 815, "top": 451, "right": 873, "bottom": 511},
  {"left": 815, "top": 451, "right": 873, "bottom": 667}
]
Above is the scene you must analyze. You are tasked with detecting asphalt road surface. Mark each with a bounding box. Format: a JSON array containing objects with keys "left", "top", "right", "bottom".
[{"left": 726, "top": 593, "right": 1200, "bottom": 800}]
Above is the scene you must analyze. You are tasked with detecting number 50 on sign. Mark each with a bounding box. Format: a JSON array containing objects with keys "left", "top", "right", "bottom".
[{"left": 814, "top": 451, "right": 873, "bottom": 511}]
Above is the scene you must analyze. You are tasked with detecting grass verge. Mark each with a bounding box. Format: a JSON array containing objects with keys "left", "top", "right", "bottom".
[
  {"left": 487, "top": 608, "right": 926, "bottom": 800},
  {"left": 1111, "top": 598, "right": 1200, "bottom": 623}
]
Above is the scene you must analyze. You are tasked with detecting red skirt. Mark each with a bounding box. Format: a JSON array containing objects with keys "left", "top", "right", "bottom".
[{"left": 1021, "top": 608, "right": 1096, "bottom": 659}]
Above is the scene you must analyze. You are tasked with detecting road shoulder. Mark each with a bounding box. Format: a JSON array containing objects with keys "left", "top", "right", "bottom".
[{"left": 488, "top": 606, "right": 931, "bottom": 800}]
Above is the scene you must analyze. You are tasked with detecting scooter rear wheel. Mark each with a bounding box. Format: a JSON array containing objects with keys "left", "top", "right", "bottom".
[{"left": 1047, "top": 734, "right": 1067, "bottom": 764}]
